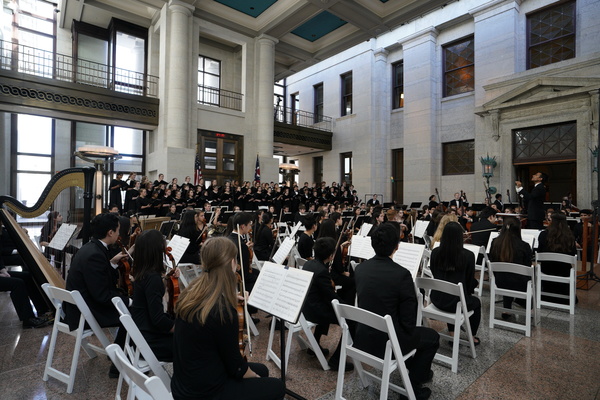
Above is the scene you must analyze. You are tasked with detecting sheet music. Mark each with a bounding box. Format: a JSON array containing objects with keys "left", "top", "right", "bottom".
[
  {"left": 48, "top": 224, "right": 77, "bottom": 250},
  {"left": 393, "top": 242, "right": 425, "bottom": 279},
  {"left": 166, "top": 235, "right": 190, "bottom": 266},
  {"left": 272, "top": 236, "right": 295, "bottom": 265},
  {"left": 413, "top": 220, "right": 429, "bottom": 238},
  {"left": 248, "top": 261, "right": 313, "bottom": 324},
  {"left": 289, "top": 221, "right": 302, "bottom": 238},
  {"left": 349, "top": 235, "right": 375, "bottom": 259},
  {"left": 486, "top": 231, "right": 500, "bottom": 253},
  {"left": 358, "top": 223, "right": 372, "bottom": 237}
]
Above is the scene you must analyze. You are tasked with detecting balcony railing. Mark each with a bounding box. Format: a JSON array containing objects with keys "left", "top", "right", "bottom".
[
  {"left": 0, "top": 39, "right": 159, "bottom": 97},
  {"left": 197, "top": 85, "right": 243, "bottom": 111},
  {"left": 274, "top": 105, "right": 333, "bottom": 132}
]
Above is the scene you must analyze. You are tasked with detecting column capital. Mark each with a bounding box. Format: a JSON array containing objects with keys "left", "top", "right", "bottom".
[
  {"left": 401, "top": 27, "right": 438, "bottom": 50},
  {"left": 168, "top": 0, "right": 194, "bottom": 15},
  {"left": 373, "top": 48, "right": 389, "bottom": 62},
  {"left": 257, "top": 34, "right": 279, "bottom": 46}
]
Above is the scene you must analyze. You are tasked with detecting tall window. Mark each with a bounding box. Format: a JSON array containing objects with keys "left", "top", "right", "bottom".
[
  {"left": 314, "top": 83, "right": 323, "bottom": 123},
  {"left": 341, "top": 72, "right": 352, "bottom": 116},
  {"left": 527, "top": 1, "right": 575, "bottom": 69},
  {"left": 7, "top": 0, "right": 57, "bottom": 78},
  {"left": 313, "top": 156, "right": 323, "bottom": 185},
  {"left": 198, "top": 56, "right": 221, "bottom": 106},
  {"left": 442, "top": 140, "right": 474, "bottom": 175},
  {"left": 392, "top": 61, "right": 404, "bottom": 109},
  {"left": 341, "top": 152, "right": 352, "bottom": 185},
  {"left": 291, "top": 93, "right": 299, "bottom": 125},
  {"left": 274, "top": 79, "right": 285, "bottom": 122},
  {"left": 13, "top": 114, "right": 54, "bottom": 206},
  {"left": 443, "top": 36, "right": 475, "bottom": 97}
]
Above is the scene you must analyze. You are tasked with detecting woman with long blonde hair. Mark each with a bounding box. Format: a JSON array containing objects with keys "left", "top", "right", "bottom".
[
  {"left": 171, "top": 237, "right": 284, "bottom": 400},
  {"left": 430, "top": 213, "right": 458, "bottom": 248}
]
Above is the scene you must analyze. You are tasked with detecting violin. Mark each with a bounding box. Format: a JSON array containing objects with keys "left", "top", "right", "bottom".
[
  {"left": 164, "top": 247, "right": 180, "bottom": 316},
  {"left": 236, "top": 274, "right": 247, "bottom": 359},
  {"left": 116, "top": 237, "right": 133, "bottom": 296}
]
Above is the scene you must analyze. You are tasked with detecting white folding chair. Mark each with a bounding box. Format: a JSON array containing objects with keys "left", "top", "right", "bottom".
[
  {"left": 463, "top": 244, "right": 489, "bottom": 296},
  {"left": 419, "top": 248, "right": 432, "bottom": 278},
  {"left": 415, "top": 277, "right": 477, "bottom": 373},
  {"left": 42, "top": 283, "right": 112, "bottom": 394},
  {"left": 265, "top": 313, "right": 330, "bottom": 374},
  {"left": 331, "top": 299, "right": 416, "bottom": 400},
  {"left": 177, "top": 263, "right": 201, "bottom": 288},
  {"left": 111, "top": 297, "right": 171, "bottom": 400},
  {"left": 489, "top": 262, "right": 540, "bottom": 337},
  {"left": 106, "top": 344, "right": 173, "bottom": 400},
  {"left": 422, "top": 234, "right": 431, "bottom": 249},
  {"left": 294, "top": 256, "right": 307, "bottom": 269},
  {"left": 535, "top": 252, "right": 577, "bottom": 314}
]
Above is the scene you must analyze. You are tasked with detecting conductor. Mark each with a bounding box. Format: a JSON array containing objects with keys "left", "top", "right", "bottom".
[{"left": 516, "top": 172, "right": 547, "bottom": 229}]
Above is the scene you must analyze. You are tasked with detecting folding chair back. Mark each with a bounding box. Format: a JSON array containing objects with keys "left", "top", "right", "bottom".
[
  {"left": 331, "top": 299, "right": 416, "bottom": 400},
  {"left": 415, "top": 277, "right": 476, "bottom": 373},
  {"left": 489, "top": 262, "right": 539, "bottom": 337},
  {"left": 106, "top": 344, "right": 173, "bottom": 400},
  {"left": 42, "top": 283, "right": 111, "bottom": 394},
  {"left": 535, "top": 252, "right": 577, "bottom": 314},
  {"left": 463, "top": 244, "right": 488, "bottom": 296}
]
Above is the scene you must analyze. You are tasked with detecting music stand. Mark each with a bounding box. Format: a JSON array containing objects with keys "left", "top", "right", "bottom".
[{"left": 409, "top": 202, "right": 422, "bottom": 209}]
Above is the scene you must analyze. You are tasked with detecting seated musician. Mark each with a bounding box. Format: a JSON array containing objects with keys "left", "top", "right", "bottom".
[
  {"left": 469, "top": 207, "right": 498, "bottom": 247},
  {"left": 64, "top": 212, "right": 129, "bottom": 377},
  {"left": 171, "top": 237, "right": 285, "bottom": 400},
  {"left": 227, "top": 213, "right": 258, "bottom": 302},
  {"left": 301, "top": 237, "right": 354, "bottom": 371},
  {"left": 39, "top": 211, "right": 63, "bottom": 263},
  {"left": 253, "top": 211, "right": 275, "bottom": 261},
  {"left": 129, "top": 229, "right": 174, "bottom": 361},
  {"left": 297, "top": 214, "right": 317, "bottom": 260},
  {"left": 0, "top": 222, "right": 51, "bottom": 328},
  {"left": 177, "top": 210, "right": 205, "bottom": 265},
  {"left": 355, "top": 223, "right": 438, "bottom": 400}
]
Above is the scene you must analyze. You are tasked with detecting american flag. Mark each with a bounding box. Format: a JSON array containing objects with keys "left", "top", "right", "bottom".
[
  {"left": 194, "top": 153, "right": 202, "bottom": 186},
  {"left": 254, "top": 154, "right": 260, "bottom": 183}
]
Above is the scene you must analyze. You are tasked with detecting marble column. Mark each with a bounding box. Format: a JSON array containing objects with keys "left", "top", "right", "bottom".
[{"left": 371, "top": 48, "right": 390, "bottom": 200}]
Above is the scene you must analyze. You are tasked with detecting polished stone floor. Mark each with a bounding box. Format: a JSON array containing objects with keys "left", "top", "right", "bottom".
[{"left": 1, "top": 278, "right": 599, "bottom": 400}]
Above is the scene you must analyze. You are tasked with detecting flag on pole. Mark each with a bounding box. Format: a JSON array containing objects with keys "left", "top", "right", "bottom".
[
  {"left": 254, "top": 154, "right": 260, "bottom": 183},
  {"left": 194, "top": 153, "right": 202, "bottom": 186}
]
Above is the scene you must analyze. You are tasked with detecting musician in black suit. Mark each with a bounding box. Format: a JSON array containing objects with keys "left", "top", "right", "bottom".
[
  {"left": 227, "top": 212, "right": 258, "bottom": 317},
  {"left": 109, "top": 172, "right": 126, "bottom": 212},
  {"left": 469, "top": 207, "right": 498, "bottom": 248},
  {"left": 493, "top": 193, "right": 504, "bottom": 212},
  {"left": 64, "top": 212, "right": 129, "bottom": 377},
  {"left": 449, "top": 192, "right": 464, "bottom": 209},
  {"left": 355, "top": 223, "right": 438, "bottom": 400},
  {"left": 516, "top": 172, "right": 547, "bottom": 229}
]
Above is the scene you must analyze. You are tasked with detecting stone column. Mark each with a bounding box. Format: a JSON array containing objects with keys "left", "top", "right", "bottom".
[
  {"left": 165, "top": 0, "right": 194, "bottom": 149},
  {"left": 370, "top": 48, "right": 390, "bottom": 200},
  {"left": 254, "top": 34, "right": 279, "bottom": 183}
]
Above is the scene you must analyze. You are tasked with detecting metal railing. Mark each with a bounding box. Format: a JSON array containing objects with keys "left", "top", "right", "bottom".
[
  {"left": 197, "top": 85, "right": 243, "bottom": 111},
  {"left": 274, "top": 105, "right": 333, "bottom": 132},
  {"left": 0, "top": 39, "right": 159, "bottom": 97}
]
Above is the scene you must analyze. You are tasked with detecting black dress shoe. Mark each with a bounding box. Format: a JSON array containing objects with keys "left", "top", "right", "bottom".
[
  {"left": 108, "top": 364, "right": 120, "bottom": 379},
  {"left": 401, "top": 386, "right": 432, "bottom": 400},
  {"left": 328, "top": 360, "right": 354, "bottom": 372},
  {"left": 23, "top": 317, "right": 48, "bottom": 328},
  {"left": 307, "top": 346, "right": 330, "bottom": 356}
]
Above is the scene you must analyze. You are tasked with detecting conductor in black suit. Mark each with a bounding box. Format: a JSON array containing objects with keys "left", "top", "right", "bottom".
[
  {"left": 516, "top": 172, "right": 547, "bottom": 229},
  {"left": 355, "top": 223, "right": 439, "bottom": 399},
  {"left": 64, "top": 213, "right": 129, "bottom": 376}
]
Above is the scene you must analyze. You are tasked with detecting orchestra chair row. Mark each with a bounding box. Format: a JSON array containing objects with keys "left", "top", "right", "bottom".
[
  {"left": 415, "top": 278, "right": 477, "bottom": 373},
  {"left": 462, "top": 244, "right": 489, "bottom": 297},
  {"left": 534, "top": 252, "right": 577, "bottom": 315},
  {"left": 106, "top": 344, "right": 173, "bottom": 400},
  {"left": 265, "top": 313, "right": 330, "bottom": 375},
  {"left": 112, "top": 297, "right": 171, "bottom": 400},
  {"left": 42, "top": 283, "right": 112, "bottom": 394},
  {"left": 489, "top": 262, "right": 540, "bottom": 337},
  {"left": 331, "top": 299, "right": 417, "bottom": 400}
]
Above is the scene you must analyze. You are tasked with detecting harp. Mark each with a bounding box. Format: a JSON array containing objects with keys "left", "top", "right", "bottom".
[{"left": 0, "top": 167, "right": 95, "bottom": 294}]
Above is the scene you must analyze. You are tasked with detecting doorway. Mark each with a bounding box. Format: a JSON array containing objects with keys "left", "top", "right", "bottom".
[
  {"left": 392, "top": 149, "right": 404, "bottom": 204},
  {"left": 515, "top": 161, "right": 576, "bottom": 204}
]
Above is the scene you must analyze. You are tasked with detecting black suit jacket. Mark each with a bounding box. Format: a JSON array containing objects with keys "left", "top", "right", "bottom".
[
  {"left": 64, "top": 238, "right": 128, "bottom": 331},
  {"left": 301, "top": 259, "right": 339, "bottom": 325},
  {"left": 469, "top": 219, "right": 498, "bottom": 247},
  {"left": 520, "top": 183, "right": 545, "bottom": 223},
  {"left": 354, "top": 255, "right": 419, "bottom": 357}
]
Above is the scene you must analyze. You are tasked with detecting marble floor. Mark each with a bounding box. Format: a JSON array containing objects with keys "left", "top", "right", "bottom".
[{"left": 1, "top": 278, "right": 599, "bottom": 400}]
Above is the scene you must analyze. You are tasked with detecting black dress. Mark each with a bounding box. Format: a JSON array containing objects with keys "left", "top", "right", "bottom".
[
  {"left": 537, "top": 230, "right": 577, "bottom": 304},
  {"left": 489, "top": 238, "right": 533, "bottom": 309}
]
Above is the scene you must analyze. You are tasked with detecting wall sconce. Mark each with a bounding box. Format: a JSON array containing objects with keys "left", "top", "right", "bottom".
[{"left": 480, "top": 154, "right": 497, "bottom": 201}]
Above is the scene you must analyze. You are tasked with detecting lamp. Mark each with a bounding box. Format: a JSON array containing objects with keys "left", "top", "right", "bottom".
[
  {"left": 74, "top": 145, "right": 121, "bottom": 215},
  {"left": 480, "top": 154, "right": 497, "bottom": 202},
  {"left": 279, "top": 163, "right": 300, "bottom": 185}
]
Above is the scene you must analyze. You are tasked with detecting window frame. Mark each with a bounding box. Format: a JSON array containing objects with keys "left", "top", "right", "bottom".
[
  {"left": 314, "top": 83, "right": 324, "bottom": 123},
  {"left": 392, "top": 61, "right": 404, "bottom": 109},
  {"left": 340, "top": 71, "right": 352, "bottom": 116},
  {"left": 442, "top": 140, "right": 475, "bottom": 176},
  {"left": 442, "top": 35, "right": 475, "bottom": 98},
  {"left": 198, "top": 55, "right": 222, "bottom": 106},
  {"left": 340, "top": 152, "right": 353, "bottom": 185}
]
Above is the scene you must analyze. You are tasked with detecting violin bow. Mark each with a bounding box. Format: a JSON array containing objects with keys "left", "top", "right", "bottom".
[{"left": 236, "top": 224, "right": 253, "bottom": 355}]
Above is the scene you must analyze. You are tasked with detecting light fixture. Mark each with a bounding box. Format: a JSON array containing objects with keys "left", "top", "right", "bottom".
[
  {"left": 480, "top": 154, "right": 497, "bottom": 202},
  {"left": 74, "top": 146, "right": 121, "bottom": 215}
]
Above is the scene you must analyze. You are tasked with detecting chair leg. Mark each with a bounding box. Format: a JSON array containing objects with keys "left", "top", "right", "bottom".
[
  {"left": 451, "top": 321, "right": 460, "bottom": 373},
  {"left": 43, "top": 319, "right": 60, "bottom": 382},
  {"left": 569, "top": 269, "right": 576, "bottom": 315},
  {"left": 265, "top": 318, "right": 277, "bottom": 362}
]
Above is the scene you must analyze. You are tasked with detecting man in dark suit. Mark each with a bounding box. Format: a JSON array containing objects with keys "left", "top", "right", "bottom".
[
  {"left": 449, "top": 192, "right": 464, "bottom": 209},
  {"left": 493, "top": 193, "right": 504, "bottom": 212},
  {"left": 227, "top": 212, "right": 258, "bottom": 293},
  {"left": 64, "top": 212, "right": 129, "bottom": 377},
  {"left": 469, "top": 207, "right": 498, "bottom": 248},
  {"left": 355, "top": 223, "right": 438, "bottom": 400},
  {"left": 516, "top": 172, "right": 547, "bottom": 229},
  {"left": 301, "top": 237, "right": 353, "bottom": 371}
]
